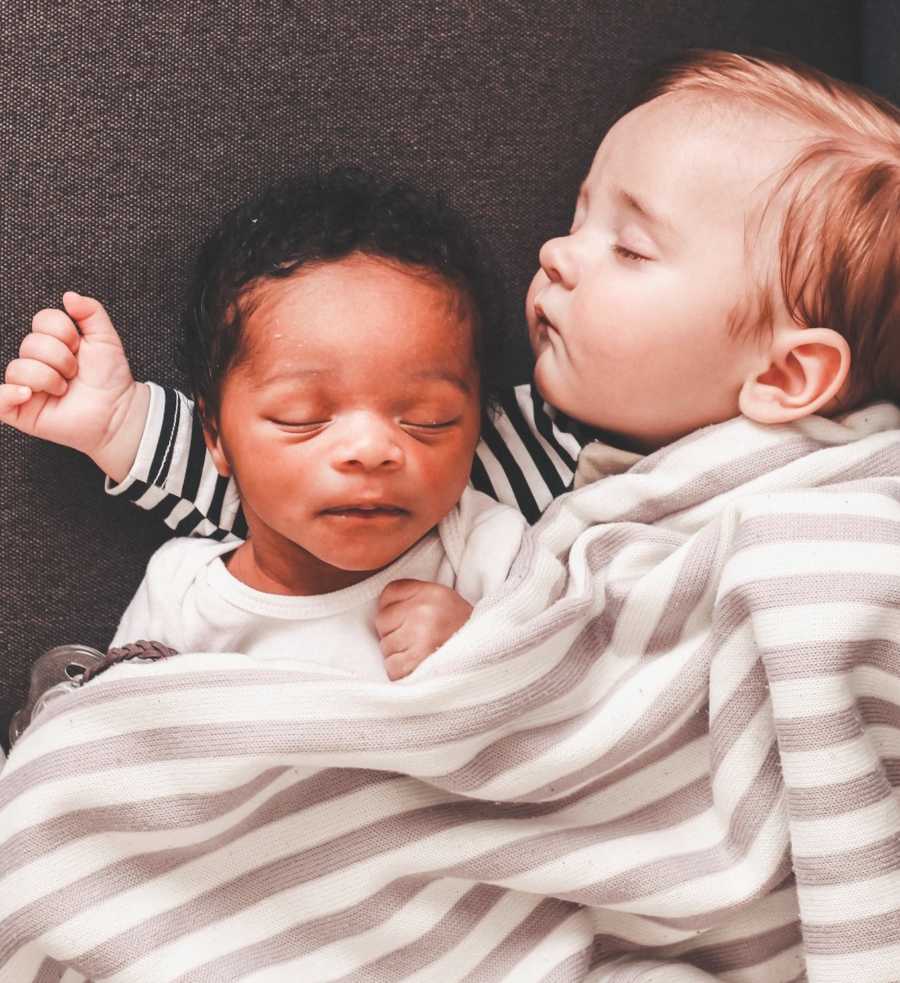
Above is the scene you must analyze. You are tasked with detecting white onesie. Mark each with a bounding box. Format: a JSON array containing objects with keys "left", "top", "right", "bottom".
[{"left": 112, "top": 488, "right": 527, "bottom": 681}]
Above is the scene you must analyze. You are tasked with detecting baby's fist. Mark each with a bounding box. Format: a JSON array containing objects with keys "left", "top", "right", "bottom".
[{"left": 375, "top": 579, "right": 473, "bottom": 680}]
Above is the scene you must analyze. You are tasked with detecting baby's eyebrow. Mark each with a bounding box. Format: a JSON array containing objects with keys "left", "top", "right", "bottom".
[
  {"left": 253, "top": 366, "right": 472, "bottom": 394},
  {"left": 254, "top": 367, "right": 323, "bottom": 387},
  {"left": 414, "top": 369, "right": 472, "bottom": 394}
]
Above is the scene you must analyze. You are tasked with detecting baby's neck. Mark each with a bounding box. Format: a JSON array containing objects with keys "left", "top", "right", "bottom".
[
  {"left": 225, "top": 540, "right": 374, "bottom": 596},
  {"left": 580, "top": 422, "right": 654, "bottom": 456}
]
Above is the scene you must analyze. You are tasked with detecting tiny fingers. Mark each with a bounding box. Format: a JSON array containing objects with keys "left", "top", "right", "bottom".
[
  {"left": 0, "top": 382, "right": 33, "bottom": 415},
  {"left": 31, "top": 308, "right": 80, "bottom": 351},
  {"left": 378, "top": 620, "right": 408, "bottom": 656},
  {"left": 5, "top": 358, "right": 68, "bottom": 397},
  {"left": 384, "top": 649, "right": 423, "bottom": 681},
  {"left": 19, "top": 332, "right": 79, "bottom": 379},
  {"left": 61, "top": 291, "right": 120, "bottom": 341},
  {"left": 378, "top": 579, "right": 427, "bottom": 607},
  {"left": 374, "top": 606, "right": 405, "bottom": 639}
]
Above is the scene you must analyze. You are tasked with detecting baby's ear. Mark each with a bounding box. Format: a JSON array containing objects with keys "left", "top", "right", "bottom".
[
  {"left": 199, "top": 400, "right": 232, "bottom": 477},
  {"left": 738, "top": 327, "right": 850, "bottom": 425}
]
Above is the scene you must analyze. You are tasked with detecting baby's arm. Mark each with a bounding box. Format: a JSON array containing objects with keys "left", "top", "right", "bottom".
[
  {"left": 375, "top": 580, "right": 473, "bottom": 681},
  {"left": 2, "top": 294, "right": 243, "bottom": 539},
  {"left": 0, "top": 293, "right": 149, "bottom": 482}
]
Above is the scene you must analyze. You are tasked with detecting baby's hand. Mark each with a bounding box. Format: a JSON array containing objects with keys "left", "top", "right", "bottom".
[
  {"left": 375, "top": 579, "right": 473, "bottom": 680},
  {"left": 0, "top": 292, "right": 148, "bottom": 481}
]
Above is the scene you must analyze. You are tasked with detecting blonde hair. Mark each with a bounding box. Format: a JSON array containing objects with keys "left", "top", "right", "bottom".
[{"left": 636, "top": 50, "right": 900, "bottom": 408}]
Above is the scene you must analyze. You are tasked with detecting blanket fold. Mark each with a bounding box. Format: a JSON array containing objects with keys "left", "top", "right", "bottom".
[{"left": 3, "top": 406, "right": 900, "bottom": 983}]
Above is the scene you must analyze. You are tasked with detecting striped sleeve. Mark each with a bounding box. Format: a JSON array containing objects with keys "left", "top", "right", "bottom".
[
  {"left": 472, "top": 384, "right": 587, "bottom": 521},
  {"left": 108, "top": 382, "right": 589, "bottom": 536},
  {"left": 104, "top": 383, "right": 244, "bottom": 541}
]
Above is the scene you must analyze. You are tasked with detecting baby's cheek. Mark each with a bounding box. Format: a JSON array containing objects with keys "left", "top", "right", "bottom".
[
  {"left": 582, "top": 315, "right": 653, "bottom": 363},
  {"left": 421, "top": 451, "right": 470, "bottom": 512},
  {"left": 436, "top": 454, "right": 471, "bottom": 500}
]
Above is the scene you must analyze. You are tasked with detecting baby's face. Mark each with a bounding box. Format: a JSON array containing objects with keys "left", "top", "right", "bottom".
[
  {"left": 526, "top": 93, "right": 807, "bottom": 450},
  {"left": 209, "top": 254, "right": 481, "bottom": 582}
]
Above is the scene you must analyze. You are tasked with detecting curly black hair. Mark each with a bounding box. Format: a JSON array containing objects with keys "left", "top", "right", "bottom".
[{"left": 178, "top": 168, "right": 507, "bottom": 425}]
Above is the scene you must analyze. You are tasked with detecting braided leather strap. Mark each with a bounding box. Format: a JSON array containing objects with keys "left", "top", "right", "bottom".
[
  {"left": 9, "top": 641, "right": 181, "bottom": 748},
  {"left": 81, "top": 640, "right": 179, "bottom": 684}
]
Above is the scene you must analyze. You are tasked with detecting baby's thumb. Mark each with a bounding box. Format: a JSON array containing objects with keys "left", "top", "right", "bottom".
[
  {"left": 62, "top": 291, "right": 122, "bottom": 343},
  {"left": 0, "top": 384, "right": 32, "bottom": 420}
]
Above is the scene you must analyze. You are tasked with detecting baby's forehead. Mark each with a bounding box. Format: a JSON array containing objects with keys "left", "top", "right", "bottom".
[
  {"left": 245, "top": 358, "right": 476, "bottom": 398},
  {"left": 244, "top": 258, "right": 474, "bottom": 327},
  {"left": 591, "top": 95, "right": 812, "bottom": 229},
  {"left": 233, "top": 262, "right": 480, "bottom": 389},
  {"left": 603, "top": 93, "right": 812, "bottom": 174}
]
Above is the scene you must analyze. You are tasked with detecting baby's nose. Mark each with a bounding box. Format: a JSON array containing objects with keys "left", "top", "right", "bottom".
[
  {"left": 333, "top": 420, "right": 404, "bottom": 471},
  {"left": 539, "top": 235, "right": 578, "bottom": 288}
]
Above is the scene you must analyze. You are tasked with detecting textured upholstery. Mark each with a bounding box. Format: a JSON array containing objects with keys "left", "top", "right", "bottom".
[{"left": 1, "top": 1, "right": 894, "bottom": 739}]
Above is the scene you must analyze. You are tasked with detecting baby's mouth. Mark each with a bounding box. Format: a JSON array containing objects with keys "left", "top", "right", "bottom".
[
  {"left": 321, "top": 505, "right": 409, "bottom": 519},
  {"left": 534, "top": 311, "right": 556, "bottom": 339},
  {"left": 533, "top": 299, "right": 556, "bottom": 336}
]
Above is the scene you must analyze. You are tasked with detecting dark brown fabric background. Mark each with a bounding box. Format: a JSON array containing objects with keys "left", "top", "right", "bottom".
[{"left": 1, "top": 1, "right": 893, "bottom": 740}]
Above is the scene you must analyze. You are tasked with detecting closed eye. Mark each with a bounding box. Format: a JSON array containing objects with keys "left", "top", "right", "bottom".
[
  {"left": 614, "top": 244, "right": 650, "bottom": 263},
  {"left": 271, "top": 420, "right": 329, "bottom": 432},
  {"left": 401, "top": 419, "right": 459, "bottom": 431}
]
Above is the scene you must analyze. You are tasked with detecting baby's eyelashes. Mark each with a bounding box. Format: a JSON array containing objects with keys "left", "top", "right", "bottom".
[
  {"left": 266, "top": 417, "right": 460, "bottom": 441},
  {"left": 400, "top": 420, "right": 461, "bottom": 442},
  {"left": 613, "top": 244, "right": 651, "bottom": 263},
  {"left": 401, "top": 418, "right": 458, "bottom": 430},
  {"left": 269, "top": 419, "right": 329, "bottom": 433}
]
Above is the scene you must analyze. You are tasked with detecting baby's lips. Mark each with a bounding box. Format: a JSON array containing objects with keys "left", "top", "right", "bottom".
[
  {"left": 320, "top": 502, "right": 409, "bottom": 515},
  {"left": 529, "top": 298, "right": 555, "bottom": 337},
  {"left": 531, "top": 292, "right": 556, "bottom": 329}
]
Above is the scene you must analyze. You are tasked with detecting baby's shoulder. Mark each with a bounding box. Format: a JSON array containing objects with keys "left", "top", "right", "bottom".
[
  {"left": 453, "top": 487, "right": 528, "bottom": 539},
  {"left": 439, "top": 488, "right": 528, "bottom": 601},
  {"left": 143, "top": 537, "right": 237, "bottom": 591}
]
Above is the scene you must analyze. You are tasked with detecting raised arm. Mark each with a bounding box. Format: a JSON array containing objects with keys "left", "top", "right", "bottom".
[
  {"left": 110, "top": 383, "right": 246, "bottom": 540},
  {"left": 1, "top": 293, "right": 244, "bottom": 540},
  {"left": 0, "top": 292, "right": 149, "bottom": 481}
]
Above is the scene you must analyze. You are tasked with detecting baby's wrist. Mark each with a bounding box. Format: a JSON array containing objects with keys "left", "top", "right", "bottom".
[{"left": 90, "top": 382, "right": 150, "bottom": 482}]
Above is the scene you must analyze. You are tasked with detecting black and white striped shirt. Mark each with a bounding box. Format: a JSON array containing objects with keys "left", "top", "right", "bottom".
[{"left": 108, "top": 382, "right": 597, "bottom": 538}]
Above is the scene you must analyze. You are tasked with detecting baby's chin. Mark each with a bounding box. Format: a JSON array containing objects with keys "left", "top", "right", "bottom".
[
  {"left": 313, "top": 537, "right": 422, "bottom": 575},
  {"left": 530, "top": 357, "right": 578, "bottom": 421}
]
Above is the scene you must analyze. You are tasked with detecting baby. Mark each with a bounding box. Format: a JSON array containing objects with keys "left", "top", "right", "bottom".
[
  {"left": 1, "top": 170, "right": 528, "bottom": 681},
  {"left": 3, "top": 49, "right": 899, "bottom": 663}
]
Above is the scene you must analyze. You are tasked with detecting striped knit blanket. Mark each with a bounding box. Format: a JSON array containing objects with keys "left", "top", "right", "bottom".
[{"left": 3, "top": 406, "right": 900, "bottom": 983}]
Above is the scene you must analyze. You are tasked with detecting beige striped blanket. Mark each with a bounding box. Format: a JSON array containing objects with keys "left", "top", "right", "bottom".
[{"left": 3, "top": 406, "right": 900, "bottom": 983}]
